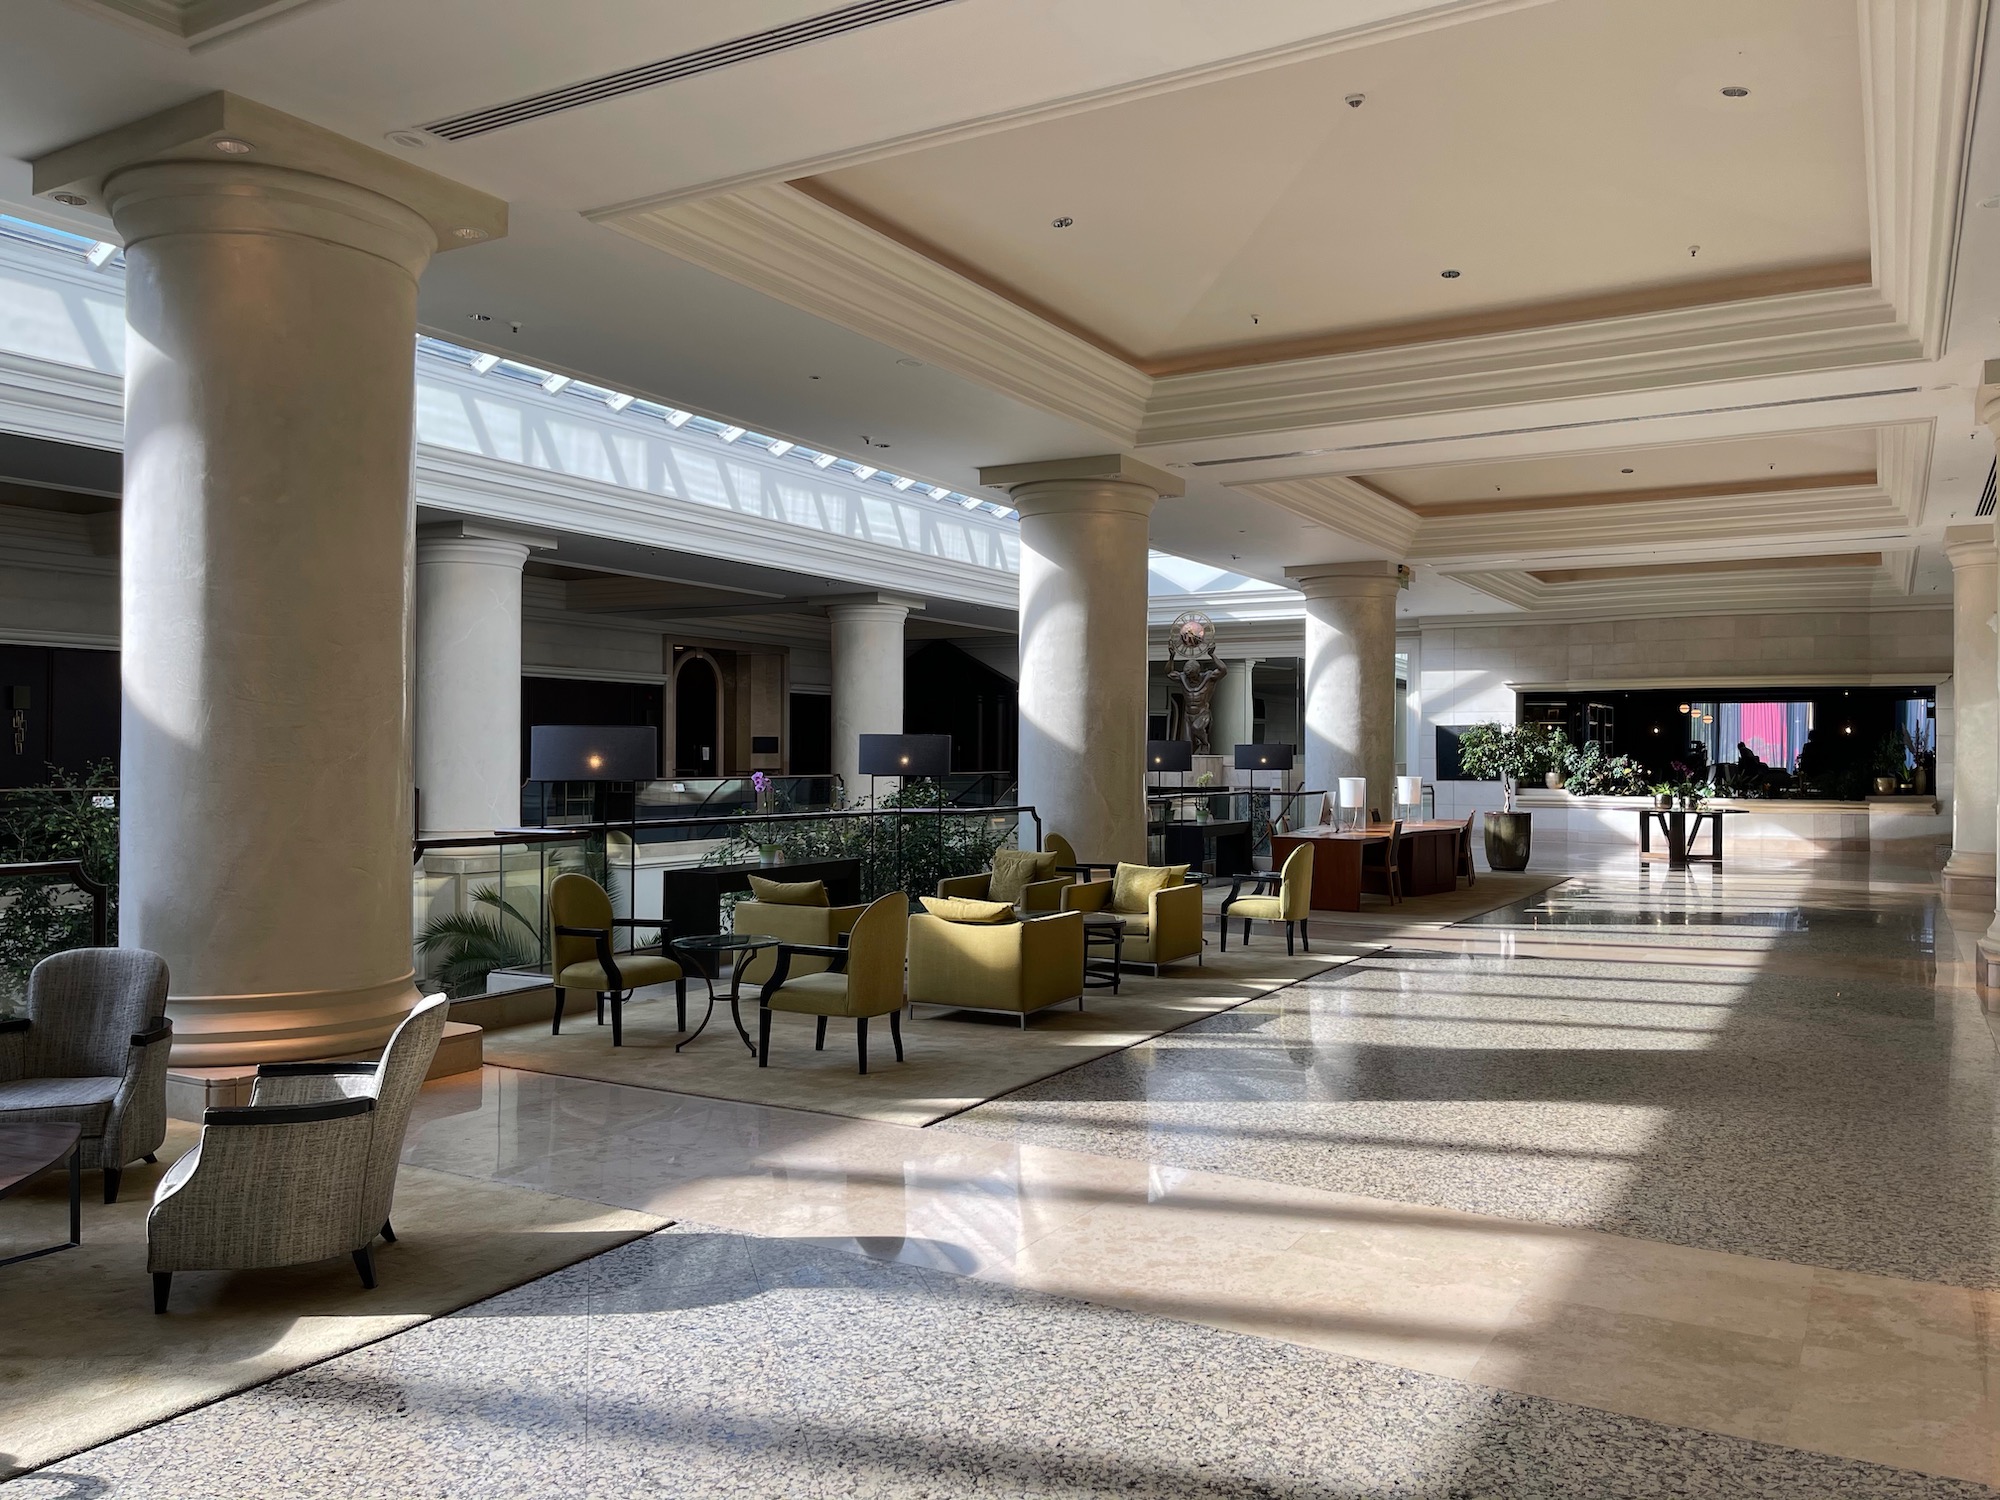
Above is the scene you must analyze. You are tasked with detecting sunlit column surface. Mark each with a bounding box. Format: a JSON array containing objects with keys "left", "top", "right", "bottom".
[
  {"left": 34, "top": 98, "right": 507, "bottom": 1063},
  {"left": 981, "top": 455, "right": 1180, "bottom": 865},
  {"left": 1943, "top": 524, "right": 1997, "bottom": 910},
  {"left": 1213, "top": 657, "right": 1261, "bottom": 756},
  {"left": 1288, "top": 562, "right": 1401, "bottom": 819}
]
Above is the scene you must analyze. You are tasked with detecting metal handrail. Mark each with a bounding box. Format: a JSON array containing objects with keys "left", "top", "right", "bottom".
[
  {"left": 416, "top": 801, "right": 1044, "bottom": 859},
  {"left": 0, "top": 859, "right": 109, "bottom": 947}
]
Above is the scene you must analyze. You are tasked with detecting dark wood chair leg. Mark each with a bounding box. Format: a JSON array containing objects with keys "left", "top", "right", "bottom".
[
  {"left": 1285, "top": 923, "right": 1295, "bottom": 956},
  {"left": 103, "top": 1166, "right": 121, "bottom": 1205},
  {"left": 143, "top": 1153, "right": 158, "bottom": 1164},
  {"left": 676, "top": 977, "right": 687, "bottom": 1032},
  {"left": 353, "top": 1245, "right": 376, "bottom": 1289},
  {"left": 815, "top": 1016, "right": 828, "bottom": 1051},
  {"left": 856, "top": 1015, "right": 869, "bottom": 1075},
  {"left": 610, "top": 991, "right": 623, "bottom": 1047},
  {"left": 890, "top": 1009, "right": 904, "bottom": 1062},
  {"left": 551, "top": 987, "right": 566, "bottom": 1035},
  {"left": 1300, "top": 922, "right": 1310, "bottom": 952},
  {"left": 758, "top": 1005, "right": 773, "bottom": 1066},
  {"left": 596, "top": 991, "right": 605, "bottom": 1025},
  {"left": 381, "top": 1220, "right": 397, "bottom": 1244},
  {"left": 1219, "top": 910, "right": 1229, "bottom": 952},
  {"left": 152, "top": 1271, "right": 171, "bottom": 1314},
  {"left": 1242, "top": 917, "right": 1253, "bottom": 945}
]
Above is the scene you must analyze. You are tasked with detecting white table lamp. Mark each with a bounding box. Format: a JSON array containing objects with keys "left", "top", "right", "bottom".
[
  {"left": 1337, "top": 776, "right": 1369, "bottom": 830},
  {"left": 1395, "top": 776, "right": 1423, "bottom": 818}
]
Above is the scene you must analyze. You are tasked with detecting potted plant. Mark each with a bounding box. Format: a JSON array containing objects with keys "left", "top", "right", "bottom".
[
  {"left": 1649, "top": 782, "right": 1674, "bottom": 810},
  {"left": 1454, "top": 722, "right": 1563, "bottom": 871},
  {"left": 1193, "top": 770, "right": 1215, "bottom": 822},
  {"left": 751, "top": 771, "right": 781, "bottom": 863},
  {"left": 1871, "top": 735, "right": 1906, "bottom": 797}
]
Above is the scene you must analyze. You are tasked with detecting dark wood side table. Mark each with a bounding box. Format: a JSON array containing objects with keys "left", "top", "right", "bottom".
[
  {"left": 1, "top": 1121, "right": 82, "bottom": 1267},
  {"left": 1081, "top": 915, "right": 1126, "bottom": 996}
]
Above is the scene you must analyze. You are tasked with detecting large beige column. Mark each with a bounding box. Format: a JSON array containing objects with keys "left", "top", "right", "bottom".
[
  {"left": 980, "top": 454, "right": 1183, "bottom": 865},
  {"left": 35, "top": 96, "right": 505, "bottom": 1064},
  {"left": 827, "top": 597, "right": 911, "bottom": 800},
  {"left": 1213, "top": 658, "right": 1260, "bottom": 756},
  {"left": 1943, "top": 525, "right": 1997, "bottom": 910},
  {"left": 1287, "top": 562, "right": 1401, "bottom": 818},
  {"left": 415, "top": 523, "right": 550, "bottom": 838}
]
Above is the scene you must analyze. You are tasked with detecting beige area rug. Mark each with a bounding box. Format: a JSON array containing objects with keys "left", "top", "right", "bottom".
[
  {"left": 0, "top": 1119, "right": 664, "bottom": 1479},
  {"left": 481, "top": 941, "right": 1362, "bottom": 1129}
]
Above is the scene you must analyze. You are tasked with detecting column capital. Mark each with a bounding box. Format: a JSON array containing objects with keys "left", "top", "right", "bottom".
[
  {"left": 821, "top": 593, "right": 920, "bottom": 621},
  {"left": 978, "top": 452, "right": 1184, "bottom": 503},
  {"left": 416, "top": 521, "right": 555, "bottom": 570},
  {"left": 32, "top": 92, "right": 506, "bottom": 258},
  {"left": 1980, "top": 359, "right": 2000, "bottom": 431},
  {"left": 1944, "top": 523, "right": 1998, "bottom": 570},
  {"left": 1285, "top": 559, "right": 1405, "bottom": 600}
]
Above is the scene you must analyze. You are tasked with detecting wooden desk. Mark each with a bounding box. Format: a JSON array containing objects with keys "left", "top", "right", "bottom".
[{"left": 1270, "top": 821, "right": 1465, "bottom": 911}]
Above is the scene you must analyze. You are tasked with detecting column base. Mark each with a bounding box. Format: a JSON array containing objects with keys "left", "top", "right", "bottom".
[
  {"left": 166, "top": 1020, "right": 482, "bottom": 1121},
  {"left": 164, "top": 971, "right": 423, "bottom": 1068},
  {"left": 1940, "top": 851, "right": 1997, "bottom": 912}
]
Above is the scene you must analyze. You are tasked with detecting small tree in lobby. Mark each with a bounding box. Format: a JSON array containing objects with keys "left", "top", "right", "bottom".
[
  {"left": 1454, "top": 723, "right": 1564, "bottom": 812},
  {"left": 1454, "top": 722, "right": 1565, "bottom": 871}
]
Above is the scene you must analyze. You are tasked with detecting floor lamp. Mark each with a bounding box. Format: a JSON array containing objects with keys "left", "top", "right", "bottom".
[
  {"left": 857, "top": 733, "right": 953, "bottom": 895},
  {"left": 1234, "top": 743, "right": 1295, "bottom": 841}
]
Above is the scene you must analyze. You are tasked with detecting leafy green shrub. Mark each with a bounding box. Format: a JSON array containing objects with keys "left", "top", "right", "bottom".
[
  {"left": 1454, "top": 723, "right": 1566, "bottom": 811},
  {"left": 0, "top": 763, "right": 119, "bottom": 1003}
]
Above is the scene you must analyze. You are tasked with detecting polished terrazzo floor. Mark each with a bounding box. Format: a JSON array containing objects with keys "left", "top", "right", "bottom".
[{"left": 16, "top": 854, "right": 2000, "bottom": 1495}]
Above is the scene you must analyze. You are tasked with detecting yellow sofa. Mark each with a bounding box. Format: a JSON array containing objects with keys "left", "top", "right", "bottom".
[
  {"left": 1060, "top": 864, "right": 1205, "bottom": 971},
  {"left": 935, "top": 848, "right": 1073, "bottom": 914},
  {"left": 908, "top": 910, "right": 1086, "bottom": 1026}
]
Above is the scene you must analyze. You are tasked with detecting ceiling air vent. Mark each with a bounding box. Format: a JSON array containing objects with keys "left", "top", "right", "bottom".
[
  {"left": 423, "top": 0, "right": 964, "bottom": 141},
  {"left": 1978, "top": 460, "right": 1996, "bottom": 519}
]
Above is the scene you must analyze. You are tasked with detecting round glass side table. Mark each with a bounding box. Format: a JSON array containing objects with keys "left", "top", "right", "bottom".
[{"left": 669, "top": 933, "right": 779, "bottom": 1054}]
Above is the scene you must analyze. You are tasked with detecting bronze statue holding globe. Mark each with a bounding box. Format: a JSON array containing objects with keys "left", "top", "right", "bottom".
[{"left": 1166, "top": 611, "right": 1227, "bottom": 755}]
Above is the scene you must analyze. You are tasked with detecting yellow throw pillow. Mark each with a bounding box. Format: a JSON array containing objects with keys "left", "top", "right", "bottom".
[
  {"left": 1111, "top": 862, "right": 1187, "bottom": 914},
  {"left": 919, "top": 895, "right": 1018, "bottom": 924},
  {"left": 988, "top": 847, "right": 1058, "bottom": 905},
  {"left": 747, "top": 875, "right": 829, "bottom": 907}
]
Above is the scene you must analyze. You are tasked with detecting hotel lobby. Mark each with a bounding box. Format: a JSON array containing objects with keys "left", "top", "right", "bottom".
[{"left": 3, "top": 1, "right": 2000, "bottom": 1494}]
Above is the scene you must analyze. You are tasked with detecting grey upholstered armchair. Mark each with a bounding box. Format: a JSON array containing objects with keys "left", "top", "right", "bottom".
[
  {"left": 146, "top": 992, "right": 449, "bottom": 1313},
  {"left": 0, "top": 948, "right": 172, "bottom": 1203}
]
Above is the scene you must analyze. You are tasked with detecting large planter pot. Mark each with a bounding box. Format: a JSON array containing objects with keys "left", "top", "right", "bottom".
[
  {"left": 1873, "top": 776, "right": 1898, "bottom": 796},
  {"left": 1484, "top": 811, "right": 1533, "bottom": 871}
]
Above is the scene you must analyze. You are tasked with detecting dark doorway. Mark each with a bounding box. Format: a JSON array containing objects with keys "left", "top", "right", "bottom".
[
  {"left": 675, "top": 656, "right": 720, "bottom": 776},
  {"left": 0, "top": 645, "right": 120, "bottom": 788},
  {"left": 789, "top": 692, "right": 831, "bottom": 773},
  {"left": 904, "top": 640, "right": 1017, "bottom": 773}
]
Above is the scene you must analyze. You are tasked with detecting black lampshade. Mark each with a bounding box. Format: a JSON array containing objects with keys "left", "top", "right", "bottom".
[
  {"left": 1147, "top": 739, "right": 1194, "bottom": 772},
  {"left": 1233, "top": 742, "right": 1295, "bottom": 771},
  {"left": 858, "top": 732, "right": 952, "bottom": 777},
  {"left": 529, "top": 725, "right": 657, "bottom": 782}
]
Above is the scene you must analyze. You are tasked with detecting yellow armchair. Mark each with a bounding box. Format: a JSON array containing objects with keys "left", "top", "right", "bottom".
[
  {"left": 549, "top": 873, "right": 684, "bottom": 1047},
  {"left": 757, "top": 893, "right": 909, "bottom": 1074},
  {"left": 731, "top": 899, "right": 867, "bottom": 985},
  {"left": 1218, "top": 842, "right": 1313, "bottom": 955},
  {"left": 936, "top": 868, "right": 1072, "bottom": 914},
  {"left": 908, "top": 910, "right": 1085, "bottom": 1026},
  {"left": 1060, "top": 864, "right": 1205, "bottom": 971}
]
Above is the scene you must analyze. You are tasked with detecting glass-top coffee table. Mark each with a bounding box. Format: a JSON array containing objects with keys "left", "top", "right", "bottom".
[
  {"left": 670, "top": 933, "right": 779, "bottom": 1054},
  {"left": 1, "top": 1121, "right": 81, "bottom": 1268}
]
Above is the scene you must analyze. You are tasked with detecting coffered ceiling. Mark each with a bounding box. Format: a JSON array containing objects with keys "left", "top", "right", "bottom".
[{"left": 805, "top": 0, "right": 1870, "bottom": 373}]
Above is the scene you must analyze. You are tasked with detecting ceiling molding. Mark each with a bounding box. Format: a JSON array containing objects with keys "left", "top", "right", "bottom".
[
  {"left": 58, "top": 0, "right": 326, "bottom": 48},
  {"left": 1232, "top": 475, "right": 1422, "bottom": 555},
  {"left": 1395, "top": 469, "right": 1881, "bottom": 520},
  {"left": 1445, "top": 545, "right": 1922, "bottom": 615},
  {"left": 598, "top": 182, "right": 1149, "bottom": 441},
  {"left": 1861, "top": 0, "right": 1985, "bottom": 359}
]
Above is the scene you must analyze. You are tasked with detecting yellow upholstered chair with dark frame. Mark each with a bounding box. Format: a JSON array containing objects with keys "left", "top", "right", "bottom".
[
  {"left": 757, "top": 892, "right": 910, "bottom": 1074},
  {"left": 1218, "top": 842, "right": 1313, "bottom": 955},
  {"left": 1060, "top": 861, "right": 1204, "bottom": 972},
  {"left": 936, "top": 846, "right": 1072, "bottom": 914},
  {"left": 548, "top": 872, "right": 684, "bottom": 1047}
]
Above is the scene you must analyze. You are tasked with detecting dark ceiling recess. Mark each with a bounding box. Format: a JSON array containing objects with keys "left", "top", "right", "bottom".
[{"left": 424, "top": 0, "right": 965, "bottom": 141}]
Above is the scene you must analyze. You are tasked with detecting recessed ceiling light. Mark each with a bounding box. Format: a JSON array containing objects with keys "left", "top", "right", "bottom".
[
  {"left": 468, "top": 312, "right": 491, "bottom": 322},
  {"left": 896, "top": 358, "right": 923, "bottom": 367},
  {"left": 51, "top": 193, "right": 87, "bottom": 206},
  {"left": 385, "top": 130, "right": 427, "bottom": 149},
  {"left": 1720, "top": 86, "right": 1750, "bottom": 98},
  {"left": 1440, "top": 269, "right": 1461, "bottom": 279},
  {"left": 452, "top": 227, "right": 487, "bottom": 241},
  {"left": 1981, "top": 194, "right": 2000, "bottom": 209},
  {"left": 1051, "top": 217, "right": 1074, "bottom": 229},
  {"left": 212, "top": 138, "right": 254, "bottom": 154},
  {"left": 1620, "top": 468, "right": 1635, "bottom": 474}
]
